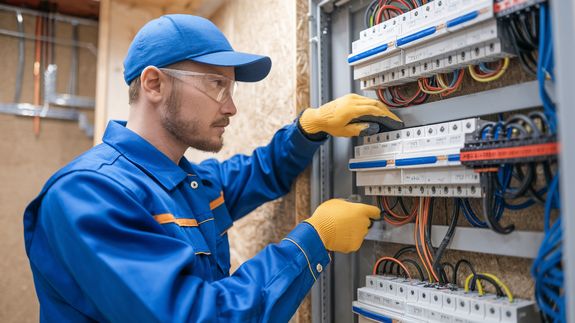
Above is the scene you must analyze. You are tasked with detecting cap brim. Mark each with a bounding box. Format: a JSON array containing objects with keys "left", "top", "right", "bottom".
[{"left": 189, "top": 51, "right": 272, "bottom": 82}]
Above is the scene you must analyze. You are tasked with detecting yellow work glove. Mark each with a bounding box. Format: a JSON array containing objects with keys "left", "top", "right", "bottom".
[
  {"left": 305, "top": 199, "right": 381, "bottom": 253},
  {"left": 299, "top": 93, "right": 404, "bottom": 137}
]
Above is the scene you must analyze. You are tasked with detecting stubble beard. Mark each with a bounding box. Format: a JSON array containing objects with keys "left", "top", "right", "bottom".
[{"left": 161, "top": 88, "right": 224, "bottom": 153}]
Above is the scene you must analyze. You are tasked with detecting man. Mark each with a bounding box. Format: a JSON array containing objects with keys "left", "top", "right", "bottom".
[{"left": 23, "top": 15, "right": 403, "bottom": 322}]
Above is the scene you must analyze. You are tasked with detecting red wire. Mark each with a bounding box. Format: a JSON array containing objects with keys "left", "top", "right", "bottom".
[{"left": 375, "top": 5, "right": 403, "bottom": 24}]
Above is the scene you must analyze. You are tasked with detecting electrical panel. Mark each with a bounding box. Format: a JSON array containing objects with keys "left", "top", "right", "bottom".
[{"left": 309, "top": 0, "right": 568, "bottom": 321}]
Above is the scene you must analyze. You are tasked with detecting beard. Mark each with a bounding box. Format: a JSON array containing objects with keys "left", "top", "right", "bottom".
[{"left": 161, "top": 87, "right": 226, "bottom": 153}]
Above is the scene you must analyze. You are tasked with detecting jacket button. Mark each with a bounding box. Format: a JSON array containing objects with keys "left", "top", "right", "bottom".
[
  {"left": 190, "top": 181, "right": 199, "bottom": 189},
  {"left": 316, "top": 263, "right": 323, "bottom": 273}
]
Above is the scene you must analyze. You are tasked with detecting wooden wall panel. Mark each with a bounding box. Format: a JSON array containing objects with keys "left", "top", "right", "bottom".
[{"left": 0, "top": 9, "right": 98, "bottom": 322}]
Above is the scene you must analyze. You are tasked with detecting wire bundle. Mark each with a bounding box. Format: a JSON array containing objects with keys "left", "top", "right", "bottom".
[
  {"left": 412, "top": 197, "right": 461, "bottom": 283},
  {"left": 374, "top": 250, "right": 514, "bottom": 301},
  {"left": 364, "top": 0, "right": 428, "bottom": 28},
  {"left": 502, "top": 7, "right": 540, "bottom": 75},
  {"left": 531, "top": 174, "right": 564, "bottom": 322},
  {"left": 418, "top": 69, "right": 465, "bottom": 97},
  {"left": 468, "top": 58, "right": 510, "bottom": 83},
  {"left": 376, "top": 86, "right": 429, "bottom": 107},
  {"left": 377, "top": 196, "right": 419, "bottom": 225},
  {"left": 464, "top": 111, "right": 556, "bottom": 234}
]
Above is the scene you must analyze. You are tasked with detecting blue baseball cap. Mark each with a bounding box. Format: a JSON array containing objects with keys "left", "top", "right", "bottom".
[{"left": 123, "top": 14, "right": 272, "bottom": 85}]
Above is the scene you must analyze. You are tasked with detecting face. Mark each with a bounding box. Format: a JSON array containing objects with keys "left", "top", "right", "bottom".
[{"left": 160, "top": 61, "right": 237, "bottom": 152}]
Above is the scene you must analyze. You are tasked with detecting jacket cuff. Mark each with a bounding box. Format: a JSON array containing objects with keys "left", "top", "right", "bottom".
[
  {"left": 283, "top": 222, "right": 331, "bottom": 281},
  {"left": 296, "top": 110, "right": 329, "bottom": 142},
  {"left": 285, "top": 122, "right": 327, "bottom": 162}
]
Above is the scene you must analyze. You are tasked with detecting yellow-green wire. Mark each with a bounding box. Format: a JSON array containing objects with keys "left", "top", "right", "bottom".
[
  {"left": 468, "top": 57, "right": 510, "bottom": 83},
  {"left": 480, "top": 273, "right": 514, "bottom": 302},
  {"left": 464, "top": 273, "right": 484, "bottom": 295}
]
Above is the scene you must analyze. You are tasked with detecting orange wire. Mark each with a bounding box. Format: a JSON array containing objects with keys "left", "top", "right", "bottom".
[
  {"left": 417, "top": 197, "right": 440, "bottom": 282},
  {"left": 413, "top": 199, "right": 431, "bottom": 281},
  {"left": 372, "top": 256, "right": 412, "bottom": 278},
  {"left": 382, "top": 196, "right": 419, "bottom": 225}
]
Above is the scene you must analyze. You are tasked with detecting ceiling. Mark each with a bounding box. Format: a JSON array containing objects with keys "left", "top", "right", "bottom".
[
  {"left": 0, "top": 0, "right": 223, "bottom": 20},
  {"left": 1, "top": 0, "right": 100, "bottom": 19}
]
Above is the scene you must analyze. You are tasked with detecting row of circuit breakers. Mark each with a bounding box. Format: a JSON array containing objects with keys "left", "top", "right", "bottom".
[
  {"left": 347, "top": 0, "right": 542, "bottom": 90},
  {"left": 352, "top": 275, "right": 539, "bottom": 323}
]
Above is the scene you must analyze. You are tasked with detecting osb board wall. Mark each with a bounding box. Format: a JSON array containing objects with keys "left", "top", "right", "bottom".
[
  {"left": 187, "top": 0, "right": 295, "bottom": 263},
  {"left": 185, "top": 0, "right": 312, "bottom": 322},
  {"left": 0, "top": 10, "right": 98, "bottom": 322}
]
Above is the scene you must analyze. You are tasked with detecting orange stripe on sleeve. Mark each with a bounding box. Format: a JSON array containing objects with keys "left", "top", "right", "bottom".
[{"left": 153, "top": 214, "right": 198, "bottom": 227}]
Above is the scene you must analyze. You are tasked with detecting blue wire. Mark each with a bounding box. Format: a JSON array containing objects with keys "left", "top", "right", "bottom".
[
  {"left": 538, "top": 4, "right": 557, "bottom": 133},
  {"left": 532, "top": 171, "right": 564, "bottom": 322}
]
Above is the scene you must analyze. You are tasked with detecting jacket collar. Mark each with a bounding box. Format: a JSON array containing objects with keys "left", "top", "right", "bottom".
[{"left": 102, "top": 120, "right": 188, "bottom": 191}]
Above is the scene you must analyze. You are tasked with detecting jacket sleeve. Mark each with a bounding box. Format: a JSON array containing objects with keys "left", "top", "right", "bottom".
[
  {"left": 199, "top": 122, "right": 325, "bottom": 221},
  {"left": 39, "top": 171, "right": 330, "bottom": 323}
]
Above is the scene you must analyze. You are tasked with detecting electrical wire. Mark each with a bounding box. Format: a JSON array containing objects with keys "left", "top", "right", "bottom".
[
  {"left": 465, "top": 273, "right": 484, "bottom": 295},
  {"left": 453, "top": 259, "right": 476, "bottom": 285},
  {"left": 378, "top": 196, "right": 419, "bottom": 225},
  {"left": 431, "top": 199, "right": 459, "bottom": 283},
  {"left": 480, "top": 273, "right": 514, "bottom": 302},
  {"left": 468, "top": 58, "right": 510, "bottom": 83},
  {"left": 373, "top": 256, "right": 412, "bottom": 278}
]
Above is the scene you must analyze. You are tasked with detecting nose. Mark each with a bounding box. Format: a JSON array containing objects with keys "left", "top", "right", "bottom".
[{"left": 221, "top": 98, "right": 237, "bottom": 116}]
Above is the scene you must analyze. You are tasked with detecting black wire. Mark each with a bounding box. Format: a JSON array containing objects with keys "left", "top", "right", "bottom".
[
  {"left": 481, "top": 172, "right": 515, "bottom": 234},
  {"left": 502, "top": 163, "right": 535, "bottom": 199},
  {"left": 505, "top": 114, "right": 541, "bottom": 137},
  {"left": 393, "top": 246, "right": 417, "bottom": 259},
  {"left": 528, "top": 111, "right": 550, "bottom": 134},
  {"left": 388, "top": 246, "right": 418, "bottom": 275},
  {"left": 453, "top": 259, "right": 476, "bottom": 285},
  {"left": 424, "top": 198, "right": 435, "bottom": 258},
  {"left": 398, "top": 196, "right": 410, "bottom": 215},
  {"left": 469, "top": 274, "right": 505, "bottom": 297},
  {"left": 432, "top": 199, "right": 460, "bottom": 283},
  {"left": 402, "top": 259, "right": 425, "bottom": 280},
  {"left": 441, "top": 262, "right": 455, "bottom": 284},
  {"left": 505, "top": 122, "right": 529, "bottom": 138}
]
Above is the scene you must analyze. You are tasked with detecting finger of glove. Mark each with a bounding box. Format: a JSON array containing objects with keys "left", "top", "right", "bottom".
[
  {"left": 346, "top": 202, "right": 382, "bottom": 220},
  {"left": 344, "top": 105, "right": 401, "bottom": 122},
  {"left": 349, "top": 102, "right": 403, "bottom": 123},
  {"left": 351, "top": 115, "right": 405, "bottom": 133},
  {"left": 358, "top": 123, "right": 380, "bottom": 136}
]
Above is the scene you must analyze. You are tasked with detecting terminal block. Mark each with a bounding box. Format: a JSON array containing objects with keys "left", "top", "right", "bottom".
[{"left": 353, "top": 275, "right": 540, "bottom": 323}]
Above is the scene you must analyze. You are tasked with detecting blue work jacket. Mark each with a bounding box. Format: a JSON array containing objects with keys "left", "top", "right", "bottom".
[{"left": 23, "top": 120, "right": 330, "bottom": 322}]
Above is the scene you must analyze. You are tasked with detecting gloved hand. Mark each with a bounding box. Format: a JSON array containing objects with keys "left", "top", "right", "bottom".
[
  {"left": 299, "top": 93, "right": 404, "bottom": 138},
  {"left": 304, "top": 199, "right": 381, "bottom": 253}
]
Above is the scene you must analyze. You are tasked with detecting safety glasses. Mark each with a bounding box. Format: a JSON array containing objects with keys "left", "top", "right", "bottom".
[{"left": 159, "top": 68, "right": 236, "bottom": 104}]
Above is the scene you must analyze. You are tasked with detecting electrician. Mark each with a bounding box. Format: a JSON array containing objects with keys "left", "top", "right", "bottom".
[{"left": 23, "top": 14, "right": 403, "bottom": 322}]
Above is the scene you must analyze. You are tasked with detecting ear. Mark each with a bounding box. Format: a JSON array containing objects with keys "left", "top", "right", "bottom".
[{"left": 140, "top": 66, "right": 167, "bottom": 104}]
